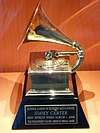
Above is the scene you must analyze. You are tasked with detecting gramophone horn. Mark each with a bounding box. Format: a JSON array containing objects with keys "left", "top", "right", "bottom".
[{"left": 17, "top": 2, "right": 84, "bottom": 72}]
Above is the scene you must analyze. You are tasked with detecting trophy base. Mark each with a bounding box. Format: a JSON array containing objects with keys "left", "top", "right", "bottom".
[{"left": 12, "top": 73, "right": 89, "bottom": 129}]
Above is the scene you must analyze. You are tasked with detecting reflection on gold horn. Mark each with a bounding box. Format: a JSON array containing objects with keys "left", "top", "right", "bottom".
[
  {"left": 24, "top": 2, "right": 73, "bottom": 46},
  {"left": 18, "top": 2, "right": 84, "bottom": 72}
]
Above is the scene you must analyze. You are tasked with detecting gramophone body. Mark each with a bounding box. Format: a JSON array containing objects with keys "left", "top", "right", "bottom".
[
  {"left": 28, "top": 51, "right": 71, "bottom": 94},
  {"left": 12, "top": 2, "right": 89, "bottom": 129}
]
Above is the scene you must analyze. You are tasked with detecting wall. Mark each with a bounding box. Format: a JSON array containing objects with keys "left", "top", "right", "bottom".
[{"left": 0, "top": 0, "right": 100, "bottom": 72}]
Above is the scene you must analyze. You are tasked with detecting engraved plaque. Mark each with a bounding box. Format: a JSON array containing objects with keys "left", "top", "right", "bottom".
[{"left": 25, "top": 104, "right": 78, "bottom": 125}]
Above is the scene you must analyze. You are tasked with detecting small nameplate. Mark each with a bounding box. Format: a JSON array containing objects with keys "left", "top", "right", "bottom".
[{"left": 24, "top": 104, "right": 78, "bottom": 125}]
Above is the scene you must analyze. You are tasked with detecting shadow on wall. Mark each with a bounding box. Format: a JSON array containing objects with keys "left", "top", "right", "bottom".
[
  {"left": 75, "top": 73, "right": 95, "bottom": 119},
  {"left": 10, "top": 73, "right": 25, "bottom": 114}
]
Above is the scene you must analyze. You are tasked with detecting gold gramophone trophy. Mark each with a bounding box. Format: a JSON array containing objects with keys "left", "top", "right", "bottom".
[{"left": 12, "top": 3, "right": 89, "bottom": 129}]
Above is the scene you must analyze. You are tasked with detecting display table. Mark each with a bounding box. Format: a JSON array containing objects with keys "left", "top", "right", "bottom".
[{"left": 0, "top": 71, "right": 100, "bottom": 132}]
